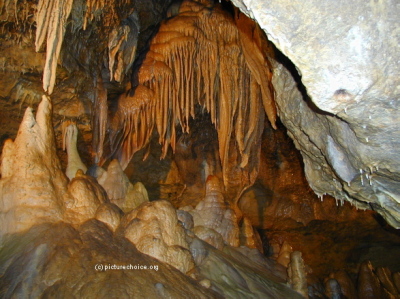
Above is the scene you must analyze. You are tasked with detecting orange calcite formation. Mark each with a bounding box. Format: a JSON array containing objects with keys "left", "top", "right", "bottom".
[{"left": 109, "top": 0, "right": 276, "bottom": 188}]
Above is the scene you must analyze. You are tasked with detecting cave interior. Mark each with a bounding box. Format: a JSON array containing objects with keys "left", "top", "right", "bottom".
[{"left": 0, "top": 0, "right": 400, "bottom": 298}]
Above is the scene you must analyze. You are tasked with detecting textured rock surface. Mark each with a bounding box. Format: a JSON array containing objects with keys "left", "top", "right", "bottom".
[
  {"left": 0, "top": 221, "right": 219, "bottom": 298},
  {"left": 0, "top": 95, "right": 303, "bottom": 297},
  {"left": 98, "top": 159, "right": 149, "bottom": 213},
  {"left": 231, "top": 0, "right": 400, "bottom": 227},
  {"left": 188, "top": 175, "right": 240, "bottom": 247},
  {"left": 189, "top": 238, "right": 302, "bottom": 298},
  {"left": 121, "top": 200, "right": 195, "bottom": 273},
  {"left": 0, "top": 96, "right": 68, "bottom": 235}
]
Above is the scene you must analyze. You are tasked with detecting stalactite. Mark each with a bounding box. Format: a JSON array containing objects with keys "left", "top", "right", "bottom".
[
  {"left": 92, "top": 76, "right": 108, "bottom": 164},
  {"left": 35, "top": 0, "right": 74, "bottom": 94},
  {"left": 108, "top": 12, "right": 139, "bottom": 82},
  {"left": 109, "top": 0, "right": 277, "bottom": 187}
]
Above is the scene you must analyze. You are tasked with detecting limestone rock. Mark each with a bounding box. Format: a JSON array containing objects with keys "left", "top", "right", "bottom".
[
  {"left": 122, "top": 200, "right": 194, "bottom": 273},
  {"left": 0, "top": 96, "right": 68, "bottom": 236},
  {"left": 65, "top": 170, "right": 108, "bottom": 224},
  {"left": 288, "top": 251, "right": 309, "bottom": 298},
  {"left": 0, "top": 222, "right": 218, "bottom": 298},
  {"left": 231, "top": 0, "right": 400, "bottom": 228},
  {"left": 190, "top": 176, "right": 240, "bottom": 247},
  {"left": 95, "top": 203, "right": 123, "bottom": 232},
  {"left": 98, "top": 159, "right": 149, "bottom": 213},
  {"left": 189, "top": 238, "right": 303, "bottom": 298}
]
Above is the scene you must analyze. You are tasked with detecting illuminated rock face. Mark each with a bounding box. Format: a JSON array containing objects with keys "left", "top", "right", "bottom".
[
  {"left": 231, "top": 0, "right": 400, "bottom": 227},
  {"left": 0, "top": 97, "right": 302, "bottom": 298},
  {"left": 188, "top": 175, "right": 240, "bottom": 247},
  {"left": 97, "top": 159, "right": 149, "bottom": 213},
  {"left": 0, "top": 96, "right": 67, "bottom": 235},
  {"left": 121, "top": 199, "right": 195, "bottom": 274},
  {"left": 109, "top": 0, "right": 276, "bottom": 197},
  {"left": 3, "top": 0, "right": 400, "bottom": 228}
]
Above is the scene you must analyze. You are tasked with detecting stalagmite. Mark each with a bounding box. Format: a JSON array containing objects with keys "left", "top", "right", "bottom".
[
  {"left": 97, "top": 159, "right": 149, "bottom": 213},
  {"left": 239, "top": 216, "right": 263, "bottom": 253},
  {"left": 63, "top": 123, "right": 88, "bottom": 180},
  {"left": 176, "top": 209, "right": 194, "bottom": 231},
  {"left": 0, "top": 95, "right": 67, "bottom": 236},
  {"left": 325, "top": 279, "right": 342, "bottom": 299},
  {"left": 287, "top": 251, "right": 309, "bottom": 299},
  {"left": 122, "top": 200, "right": 195, "bottom": 274},
  {"left": 65, "top": 169, "right": 108, "bottom": 224},
  {"left": 376, "top": 267, "right": 399, "bottom": 296},
  {"left": 330, "top": 270, "right": 357, "bottom": 299},
  {"left": 193, "top": 226, "right": 225, "bottom": 250},
  {"left": 109, "top": 0, "right": 276, "bottom": 188},
  {"left": 357, "top": 261, "right": 382, "bottom": 299},
  {"left": 189, "top": 175, "right": 240, "bottom": 247},
  {"left": 277, "top": 241, "right": 293, "bottom": 268},
  {"left": 95, "top": 203, "right": 123, "bottom": 232}
]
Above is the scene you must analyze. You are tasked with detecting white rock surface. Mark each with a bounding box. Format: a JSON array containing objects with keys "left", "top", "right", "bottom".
[{"left": 230, "top": 0, "right": 400, "bottom": 227}]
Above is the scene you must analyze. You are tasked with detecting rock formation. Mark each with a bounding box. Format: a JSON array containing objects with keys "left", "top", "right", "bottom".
[
  {"left": 0, "top": 96, "right": 302, "bottom": 297},
  {"left": 121, "top": 199, "right": 195, "bottom": 274},
  {"left": 185, "top": 175, "right": 240, "bottom": 247},
  {"left": 1, "top": 0, "right": 400, "bottom": 297},
  {"left": 230, "top": 0, "right": 400, "bottom": 227},
  {"left": 97, "top": 159, "right": 149, "bottom": 213},
  {"left": 0, "top": 95, "right": 67, "bottom": 236},
  {"left": 63, "top": 123, "right": 88, "bottom": 180}
]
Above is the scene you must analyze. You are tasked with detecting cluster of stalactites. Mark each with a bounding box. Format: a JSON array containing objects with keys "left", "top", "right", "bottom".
[
  {"left": 110, "top": 0, "right": 276, "bottom": 185},
  {"left": 83, "top": 0, "right": 131, "bottom": 30},
  {"left": 34, "top": 0, "right": 136, "bottom": 96},
  {"left": 35, "top": 0, "right": 74, "bottom": 95}
]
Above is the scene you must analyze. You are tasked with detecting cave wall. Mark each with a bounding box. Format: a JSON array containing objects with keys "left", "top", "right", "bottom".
[{"left": 231, "top": 0, "right": 400, "bottom": 227}]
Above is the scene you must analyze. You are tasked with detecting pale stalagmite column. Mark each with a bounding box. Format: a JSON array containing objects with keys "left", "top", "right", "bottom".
[
  {"left": 0, "top": 96, "right": 69, "bottom": 236},
  {"left": 288, "top": 251, "right": 309, "bottom": 298}
]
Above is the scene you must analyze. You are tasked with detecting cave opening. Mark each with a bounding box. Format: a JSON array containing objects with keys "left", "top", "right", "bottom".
[{"left": 0, "top": 0, "right": 400, "bottom": 298}]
